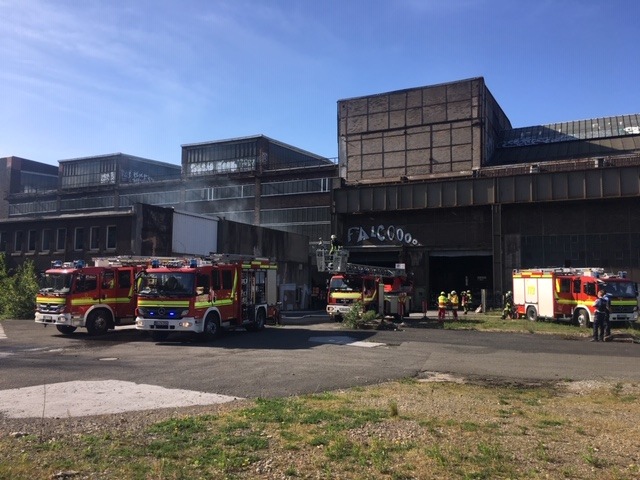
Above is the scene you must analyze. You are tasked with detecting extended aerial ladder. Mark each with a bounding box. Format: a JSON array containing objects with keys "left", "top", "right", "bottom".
[
  {"left": 316, "top": 241, "right": 411, "bottom": 320},
  {"left": 315, "top": 242, "right": 404, "bottom": 277}
]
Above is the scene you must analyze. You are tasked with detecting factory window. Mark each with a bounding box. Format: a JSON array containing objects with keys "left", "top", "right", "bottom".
[
  {"left": 28, "top": 230, "right": 37, "bottom": 252},
  {"left": 262, "top": 178, "right": 330, "bottom": 196},
  {"left": 14, "top": 231, "right": 24, "bottom": 253},
  {"left": 74, "top": 227, "right": 84, "bottom": 251},
  {"left": 106, "top": 226, "right": 117, "bottom": 250},
  {"left": 41, "top": 229, "right": 52, "bottom": 253},
  {"left": 90, "top": 226, "right": 100, "bottom": 251},
  {"left": 56, "top": 228, "right": 67, "bottom": 252},
  {"left": 61, "top": 158, "right": 117, "bottom": 189}
]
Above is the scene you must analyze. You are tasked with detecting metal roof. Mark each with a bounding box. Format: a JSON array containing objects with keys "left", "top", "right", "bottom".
[
  {"left": 499, "top": 114, "right": 640, "bottom": 147},
  {"left": 492, "top": 114, "right": 640, "bottom": 165}
]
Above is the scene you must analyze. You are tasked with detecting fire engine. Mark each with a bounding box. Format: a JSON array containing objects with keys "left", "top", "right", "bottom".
[
  {"left": 134, "top": 254, "right": 279, "bottom": 341},
  {"left": 34, "top": 258, "right": 144, "bottom": 335},
  {"left": 316, "top": 243, "right": 412, "bottom": 322},
  {"left": 512, "top": 267, "right": 639, "bottom": 327}
]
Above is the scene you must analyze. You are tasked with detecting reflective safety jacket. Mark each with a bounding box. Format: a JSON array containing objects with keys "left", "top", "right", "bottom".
[{"left": 438, "top": 294, "right": 447, "bottom": 308}]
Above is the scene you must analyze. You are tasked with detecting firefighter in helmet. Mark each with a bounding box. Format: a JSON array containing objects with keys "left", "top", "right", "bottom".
[
  {"left": 437, "top": 291, "right": 448, "bottom": 321},
  {"left": 463, "top": 290, "right": 473, "bottom": 314},
  {"left": 449, "top": 290, "right": 459, "bottom": 319},
  {"left": 329, "top": 234, "right": 342, "bottom": 254},
  {"left": 501, "top": 291, "right": 514, "bottom": 319},
  {"left": 460, "top": 290, "right": 470, "bottom": 314}
]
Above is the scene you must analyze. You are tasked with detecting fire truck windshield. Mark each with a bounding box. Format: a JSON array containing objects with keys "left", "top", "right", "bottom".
[
  {"left": 39, "top": 273, "right": 72, "bottom": 294},
  {"left": 602, "top": 281, "right": 638, "bottom": 298},
  {"left": 329, "top": 276, "right": 360, "bottom": 292},
  {"left": 139, "top": 272, "right": 195, "bottom": 296}
]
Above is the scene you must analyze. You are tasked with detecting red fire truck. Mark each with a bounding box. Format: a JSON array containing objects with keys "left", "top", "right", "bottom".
[
  {"left": 512, "top": 267, "right": 639, "bottom": 327},
  {"left": 34, "top": 258, "right": 144, "bottom": 335},
  {"left": 134, "top": 254, "right": 279, "bottom": 341},
  {"left": 316, "top": 244, "right": 412, "bottom": 322}
]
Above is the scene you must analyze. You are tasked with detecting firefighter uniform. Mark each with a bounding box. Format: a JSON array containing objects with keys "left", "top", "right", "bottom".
[
  {"left": 437, "top": 291, "right": 448, "bottom": 320},
  {"left": 449, "top": 290, "right": 459, "bottom": 319},
  {"left": 463, "top": 290, "right": 473, "bottom": 314},
  {"left": 501, "top": 291, "right": 514, "bottom": 319},
  {"left": 592, "top": 289, "right": 609, "bottom": 341}
]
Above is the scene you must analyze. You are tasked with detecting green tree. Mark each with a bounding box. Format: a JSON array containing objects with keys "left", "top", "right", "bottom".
[
  {"left": 0, "top": 256, "right": 39, "bottom": 319},
  {"left": 0, "top": 253, "right": 10, "bottom": 318}
]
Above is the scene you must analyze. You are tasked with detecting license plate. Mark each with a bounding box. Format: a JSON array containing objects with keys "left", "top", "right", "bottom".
[
  {"left": 154, "top": 321, "right": 169, "bottom": 329},
  {"left": 43, "top": 315, "right": 53, "bottom": 321}
]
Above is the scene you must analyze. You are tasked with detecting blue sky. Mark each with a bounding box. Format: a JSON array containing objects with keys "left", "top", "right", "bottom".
[{"left": 1, "top": 0, "right": 638, "bottom": 166}]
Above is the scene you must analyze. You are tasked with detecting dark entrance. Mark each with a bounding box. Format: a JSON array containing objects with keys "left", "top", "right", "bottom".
[{"left": 428, "top": 254, "right": 492, "bottom": 307}]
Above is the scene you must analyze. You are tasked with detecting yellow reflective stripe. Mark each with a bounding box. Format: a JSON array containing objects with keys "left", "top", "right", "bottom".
[
  {"left": 71, "top": 298, "right": 100, "bottom": 306},
  {"left": 332, "top": 292, "right": 361, "bottom": 299},
  {"left": 137, "top": 299, "right": 190, "bottom": 308},
  {"left": 555, "top": 298, "right": 637, "bottom": 306},
  {"left": 232, "top": 270, "right": 238, "bottom": 298},
  {"left": 36, "top": 296, "right": 65, "bottom": 304},
  {"left": 195, "top": 299, "right": 233, "bottom": 308}
]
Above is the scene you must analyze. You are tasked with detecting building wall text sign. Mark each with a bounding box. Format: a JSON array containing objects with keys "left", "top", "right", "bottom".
[{"left": 347, "top": 225, "right": 422, "bottom": 246}]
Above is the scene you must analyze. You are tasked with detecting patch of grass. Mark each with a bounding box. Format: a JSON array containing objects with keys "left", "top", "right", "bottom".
[
  {"left": 583, "top": 447, "right": 609, "bottom": 469},
  {"left": 3, "top": 380, "right": 640, "bottom": 479}
]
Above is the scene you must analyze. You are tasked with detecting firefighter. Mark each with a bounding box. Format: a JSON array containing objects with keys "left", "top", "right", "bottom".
[
  {"left": 592, "top": 289, "right": 608, "bottom": 342},
  {"left": 501, "top": 291, "right": 514, "bottom": 319},
  {"left": 437, "top": 291, "right": 448, "bottom": 321},
  {"left": 329, "top": 234, "right": 342, "bottom": 254},
  {"left": 461, "top": 290, "right": 468, "bottom": 314},
  {"left": 603, "top": 292, "right": 612, "bottom": 339},
  {"left": 464, "top": 290, "right": 473, "bottom": 314},
  {"left": 449, "top": 290, "right": 459, "bottom": 319}
]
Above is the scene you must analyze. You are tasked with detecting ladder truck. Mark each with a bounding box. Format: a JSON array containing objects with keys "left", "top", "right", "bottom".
[
  {"left": 316, "top": 243, "right": 412, "bottom": 322},
  {"left": 134, "top": 254, "right": 279, "bottom": 341}
]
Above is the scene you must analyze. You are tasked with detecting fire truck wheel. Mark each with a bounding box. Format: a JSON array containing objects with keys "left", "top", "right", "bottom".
[
  {"left": 203, "top": 313, "right": 221, "bottom": 340},
  {"left": 526, "top": 306, "right": 538, "bottom": 322},
  {"left": 246, "top": 308, "right": 266, "bottom": 332},
  {"left": 575, "top": 308, "right": 590, "bottom": 328},
  {"left": 56, "top": 325, "right": 77, "bottom": 335},
  {"left": 86, "top": 310, "right": 111, "bottom": 336}
]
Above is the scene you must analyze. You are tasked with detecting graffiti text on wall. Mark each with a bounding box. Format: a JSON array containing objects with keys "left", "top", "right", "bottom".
[{"left": 347, "top": 225, "right": 422, "bottom": 246}]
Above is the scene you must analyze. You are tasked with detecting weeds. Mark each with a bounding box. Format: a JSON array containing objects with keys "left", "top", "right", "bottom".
[{"left": 2, "top": 381, "right": 639, "bottom": 479}]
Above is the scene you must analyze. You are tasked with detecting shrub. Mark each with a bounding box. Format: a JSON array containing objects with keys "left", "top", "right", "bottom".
[
  {"left": 0, "top": 254, "right": 39, "bottom": 319},
  {"left": 342, "top": 302, "right": 380, "bottom": 329},
  {"left": 342, "top": 302, "right": 364, "bottom": 328}
]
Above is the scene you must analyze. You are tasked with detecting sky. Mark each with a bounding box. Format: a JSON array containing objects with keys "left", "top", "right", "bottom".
[{"left": 1, "top": 0, "right": 638, "bottom": 166}]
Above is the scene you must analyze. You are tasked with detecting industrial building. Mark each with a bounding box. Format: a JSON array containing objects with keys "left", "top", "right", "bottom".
[
  {"left": 333, "top": 77, "right": 640, "bottom": 306},
  {"left": 0, "top": 138, "right": 337, "bottom": 309},
  {"left": 2, "top": 77, "right": 640, "bottom": 310}
]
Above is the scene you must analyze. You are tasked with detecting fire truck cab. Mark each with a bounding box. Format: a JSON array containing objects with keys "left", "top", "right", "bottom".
[
  {"left": 135, "top": 255, "right": 279, "bottom": 341},
  {"left": 512, "top": 267, "right": 639, "bottom": 327},
  {"left": 34, "top": 259, "right": 141, "bottom": 335}
]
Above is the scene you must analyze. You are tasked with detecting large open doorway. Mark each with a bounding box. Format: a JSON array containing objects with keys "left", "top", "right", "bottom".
[{"left": 428, "top": 253, "right": 493, "bottom": 308}]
